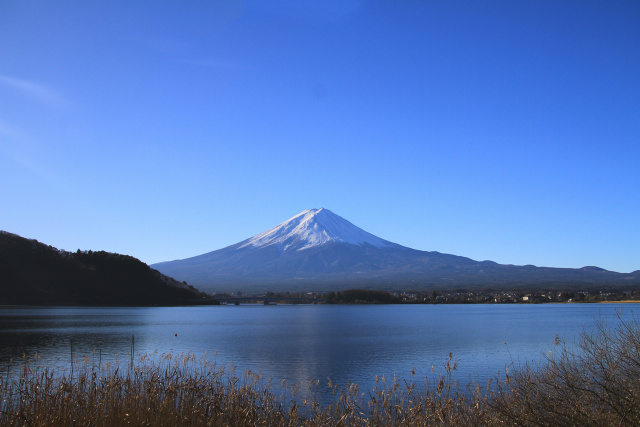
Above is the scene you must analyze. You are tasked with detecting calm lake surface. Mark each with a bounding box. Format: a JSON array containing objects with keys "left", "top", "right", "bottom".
[{"left": 1, "top": 304, "right": 637, "bottom": 396}]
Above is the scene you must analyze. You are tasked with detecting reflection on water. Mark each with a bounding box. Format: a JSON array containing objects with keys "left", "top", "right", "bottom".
[{"left": 0, "top": 304, "right": 635, "bottom": 395}]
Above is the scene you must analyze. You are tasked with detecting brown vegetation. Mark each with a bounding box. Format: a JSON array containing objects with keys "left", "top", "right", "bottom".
[{"left": 1, "top": 314, "right": 639, "bottom": 426}]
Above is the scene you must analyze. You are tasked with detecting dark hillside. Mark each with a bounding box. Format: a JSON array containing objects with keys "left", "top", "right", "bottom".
[{"left": 0, "top": 231, "right": 209, "bottom": 306}]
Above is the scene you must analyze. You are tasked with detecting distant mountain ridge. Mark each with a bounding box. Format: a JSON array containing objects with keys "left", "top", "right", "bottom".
[
  {"left": 0, "top": 231, "right": 208, "bottom": 306},
  {"left": 152, "top": 209, "right": 640, "bottom": 293}
]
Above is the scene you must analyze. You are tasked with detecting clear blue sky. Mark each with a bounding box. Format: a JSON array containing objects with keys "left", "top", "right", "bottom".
[{"left": 1, "top": 0, "right": 639, "bottom": 273}]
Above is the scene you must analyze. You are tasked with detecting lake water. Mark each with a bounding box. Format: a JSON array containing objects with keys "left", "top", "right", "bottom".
[{"left": 0, "top": 304, "right": 636, "bottom": 398}]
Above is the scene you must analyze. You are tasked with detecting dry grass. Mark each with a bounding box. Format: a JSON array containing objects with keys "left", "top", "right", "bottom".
[
  {"left": 489, "top": 313, "right": 640, "bottom": 426},
  {"left": 1, "top": 313, "right": 639, "bottom": 426}
]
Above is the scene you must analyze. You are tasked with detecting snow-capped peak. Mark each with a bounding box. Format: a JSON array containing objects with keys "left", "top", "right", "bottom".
[{"left": 240, "top": 208, "right": 394, "bottom": 252}]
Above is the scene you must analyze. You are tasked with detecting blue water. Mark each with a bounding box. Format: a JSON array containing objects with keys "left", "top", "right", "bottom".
[{"left": 0, "top": 304, "right": 636, "bottom": 395}]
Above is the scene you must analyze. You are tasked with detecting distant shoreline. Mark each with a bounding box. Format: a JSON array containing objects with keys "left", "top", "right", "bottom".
[
  {"left": 3, "top": 301, "right": 640, "bottom": 309},
  {"left": 599, "top": 300, "right": 640, "bottom": 304}
]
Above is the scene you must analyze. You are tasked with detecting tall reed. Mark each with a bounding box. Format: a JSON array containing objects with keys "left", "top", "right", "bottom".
[{"left": 1, "top": 313, "right": 638, "bottom": 426}]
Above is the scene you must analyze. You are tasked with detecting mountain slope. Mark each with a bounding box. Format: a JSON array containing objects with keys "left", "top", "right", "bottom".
[
  {"left": 153, "top": 208, "right": 640, "bottom": 293},
  {"left": 240, "top": 208, "right": 397, "bottom": 251},
  {"left": 0, "top": 231, "right": 208, "bottom": 306}
]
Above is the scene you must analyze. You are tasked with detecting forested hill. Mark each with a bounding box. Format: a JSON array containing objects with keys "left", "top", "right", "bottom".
[{"left": 0, "top": 231, "right": 210, "bottom": 306}]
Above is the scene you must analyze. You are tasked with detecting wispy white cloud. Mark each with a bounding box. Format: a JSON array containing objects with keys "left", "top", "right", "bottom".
[
  {"left": 0, "top": 75, "right": 71, "bottom": 110},
  {"left": 0, "top": 77, "right": 70, "bottom": 185},
  {"left": 0, "top": 119, "right": 63, "bottom": 186},
  {"left": 0, "top": 120, "right": 28, "bottom": 142}
]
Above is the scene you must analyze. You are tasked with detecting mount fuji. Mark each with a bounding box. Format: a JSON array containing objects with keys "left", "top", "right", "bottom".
[{"left": 152, "top": 208, "right": 639, "bottom": 293}]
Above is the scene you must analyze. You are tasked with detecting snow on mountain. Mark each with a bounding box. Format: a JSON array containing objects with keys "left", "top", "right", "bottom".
[
  {"left": 150, "top": 208, "right": 638, "bottom": 294},
  {"left": 240, "top": 208, "right": 395, "bottom": 252}
]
